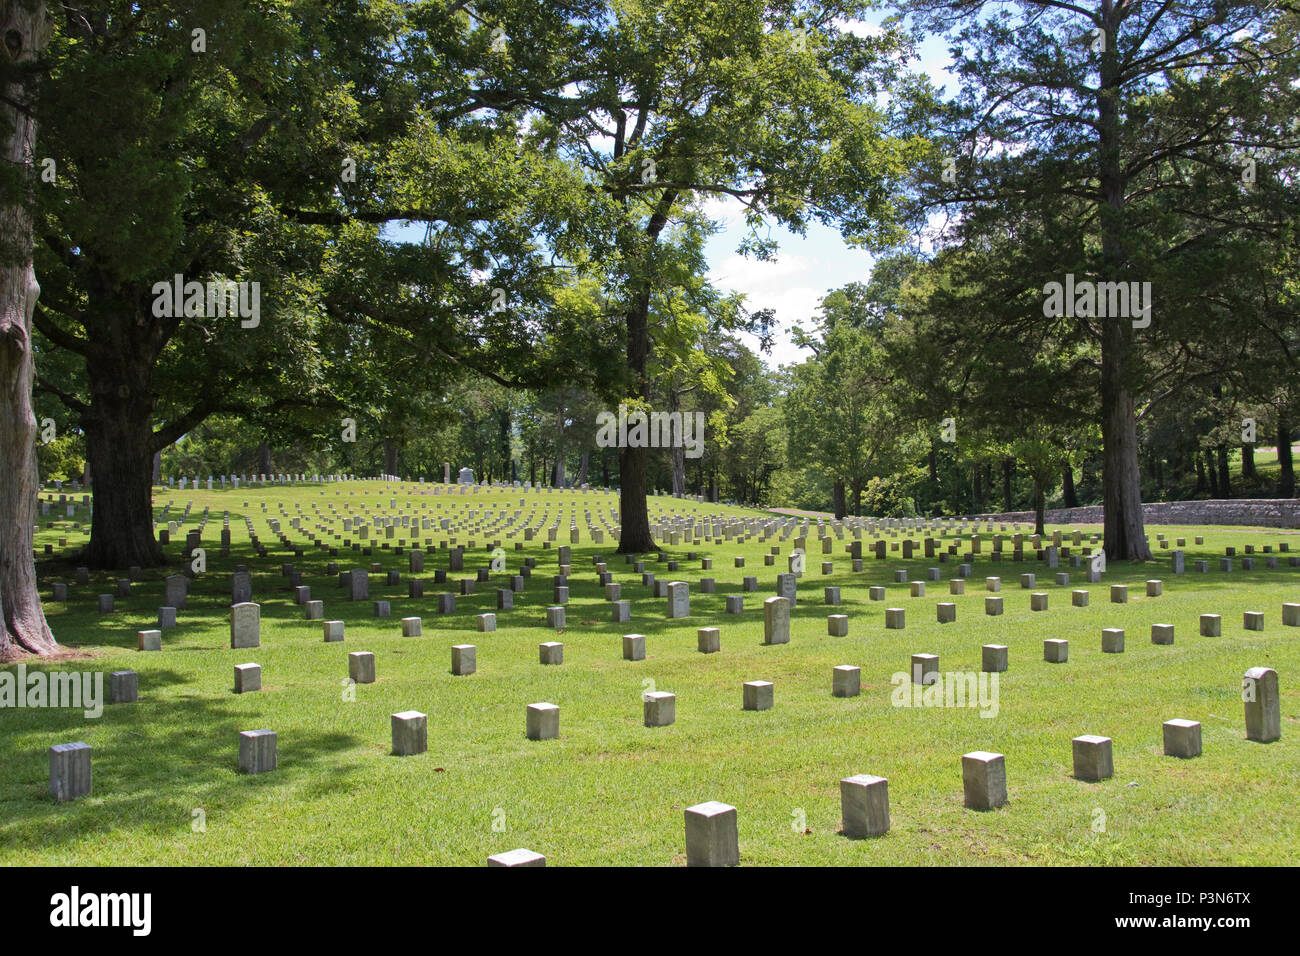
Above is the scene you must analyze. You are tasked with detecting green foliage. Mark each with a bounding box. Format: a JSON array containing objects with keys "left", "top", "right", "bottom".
[
  {"left": 861, "top": 471, "right": 919, "bottom": 518},
  {"left": 717, "top": 404, "right": 787, "bottom": 506},
  {"left": 785, "top": 288, "right": 913, "bottom": 515},
  {"left": 35, "top": 433, "right": 84, "bottom": 483}
]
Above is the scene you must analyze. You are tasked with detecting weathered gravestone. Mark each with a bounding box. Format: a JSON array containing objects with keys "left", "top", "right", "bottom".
[{"left": 230, "top": 603, "right": 260, "bottom": 648}]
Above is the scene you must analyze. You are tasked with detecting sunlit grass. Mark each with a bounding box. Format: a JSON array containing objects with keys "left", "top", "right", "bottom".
[{"left": 5, "top": 482, "right": 1297, "bottom": 865}]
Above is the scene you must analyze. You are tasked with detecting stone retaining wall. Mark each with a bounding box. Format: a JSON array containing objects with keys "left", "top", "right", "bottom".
[{"left": 962, "top": 499, "right": 1300, "bottom": 529}]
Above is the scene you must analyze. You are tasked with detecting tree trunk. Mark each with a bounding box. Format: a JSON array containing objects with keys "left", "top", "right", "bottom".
[
  {"left": 83, "top": 392, "right": 164, "bottom": 569},
  {"left": 617, "top": 443, "right": 653, "bottom": 551},
  {"left": 258, "top": 440, "right": 272, "bottom": 476},
  {"left": 1002, "top": 457, "right": 1014, "bottom": 512},
  {"left": 1062, "top": 463, "right": 1078, "bottom": 508},
  {"left": 1096, "top": 9, "right": 1151, "bottom": 561},
  {"left": 576, "top": 449, "right": 590, "bottom": 486},
  {"left": 1240, "top": 443, "right": 1255, "bottom": 478},
  {"left": 1099, "top": 367, "right": 1152, "bottom": 559},
  {"left": 80, "top": 295, "right": 164, "bottom": 569},
  {"left": 1204, "top": 448, "right": 1218, "bottom": 497},
  {"left": 927, "top": 440, "right": 937, "bottom": 482},
  {"left": 1033, "top": 478, "right": 1045, "bottom": 536},
  {"left": 972, "top": 464, "right": 984, "bottom": 513},
  {"left": 1194, "top": 449, "right": 1206, "bottom": 493},
  {"left": 152, "top": 449, "right": 162, "bottom": 484},
  {"left": 1217, "top": 445, "right": 1231, "bottom": 498},
  {"left": 616, "top": 286, "right": 655, "bottom": 553},
  {"left": 552, "top": 457, "right": 565, "bottom": 488},
  {"left": 849, "top": 477, "right": 862, "bottom": 517},
  {"left": 382, "top": 437, "right": 398, "bottom": 477},
  {"left": 0, "top": 0, "right": 56, "bottom": 656},
  {"left": 832, "top": 478, "right": 846, "bottom": 519},
  {"left": 1278, "top": 415, "right": 1295, "bottom": 498}
]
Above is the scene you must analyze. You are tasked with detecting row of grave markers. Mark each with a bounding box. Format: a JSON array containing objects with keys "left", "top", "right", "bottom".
[
  {"left": 39, "top": 502, "right": 1292, "bottom": 864},
  {"left": 49, "top": 659, "right": 1282, "bottom": 865}
]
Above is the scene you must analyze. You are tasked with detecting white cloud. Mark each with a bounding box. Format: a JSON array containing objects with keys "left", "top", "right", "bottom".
[
  {"left": 709, "top": 252, "right": 828, "bottom": 368},
  {"left": 834, "top": 18, "right": 884, "bottom": 39},
  {"left": 697, "top": 194, "right": 750, "bottom": 231},
  {"left": 712, "top": 251, "right": 814, "bottom": 285}
]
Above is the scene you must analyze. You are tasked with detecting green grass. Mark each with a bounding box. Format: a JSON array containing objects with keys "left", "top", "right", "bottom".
[
  {"left": 3, "top": 481, "right": 1297, "bottom": 865},
  {"left": 1231, "top": 443, "right": 1295, "bottom": 480}
]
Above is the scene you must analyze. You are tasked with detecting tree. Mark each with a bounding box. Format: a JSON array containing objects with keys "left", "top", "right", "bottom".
[
  {"left": 32, "top": 2, "right": 622, "bottom": 567},
  {"left": 33, "top": 1, "right": 390, "bottom": 567},
  {"left": 704, "top": 335, "right": 776, "bottom": 502},
  {"left": 787, "top": 296, "right": 909, "bottom": 517},
  {"left": 538, "top": 0, "right": 920, "bottom": 550},
  {"left": 0, "top": 0, "right": 55, "bottom": 656},
  {"left": 894, "top": 0, "right": 1300, "bottom": 559},
  {"left": 720, "top": 404, "right": 786, "bottom": 506}
]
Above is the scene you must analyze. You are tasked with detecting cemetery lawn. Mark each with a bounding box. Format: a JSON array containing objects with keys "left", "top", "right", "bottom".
[{"left": 3, "top": 483, "right": 1297, "bottom": 866}]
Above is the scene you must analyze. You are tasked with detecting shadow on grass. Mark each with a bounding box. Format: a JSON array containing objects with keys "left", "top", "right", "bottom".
[{"left": 0, "top": 689, "right": 362, "bottom": 856}]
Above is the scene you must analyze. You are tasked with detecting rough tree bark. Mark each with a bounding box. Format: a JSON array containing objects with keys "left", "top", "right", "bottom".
[
  {"left": 1096, "top": 4, "right": 1151, "bottom": 560},
  {"left": 382, "top": 437, "right": 397, "bottom": 477},
  {"left": 0, "top": 0, "right": 56, "bottom": 656},
  {"left": 616, "top": 285, "right": 655, "bottom": 553},
  {"left": 832, "top": 478, "right": 846, "bottom": 519},
  {"left": 1240, "top": 443, "right": 1254, "bottom": 478},
  {"left": 81, "top": 342, "right": 164, "bottom": 569}
]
